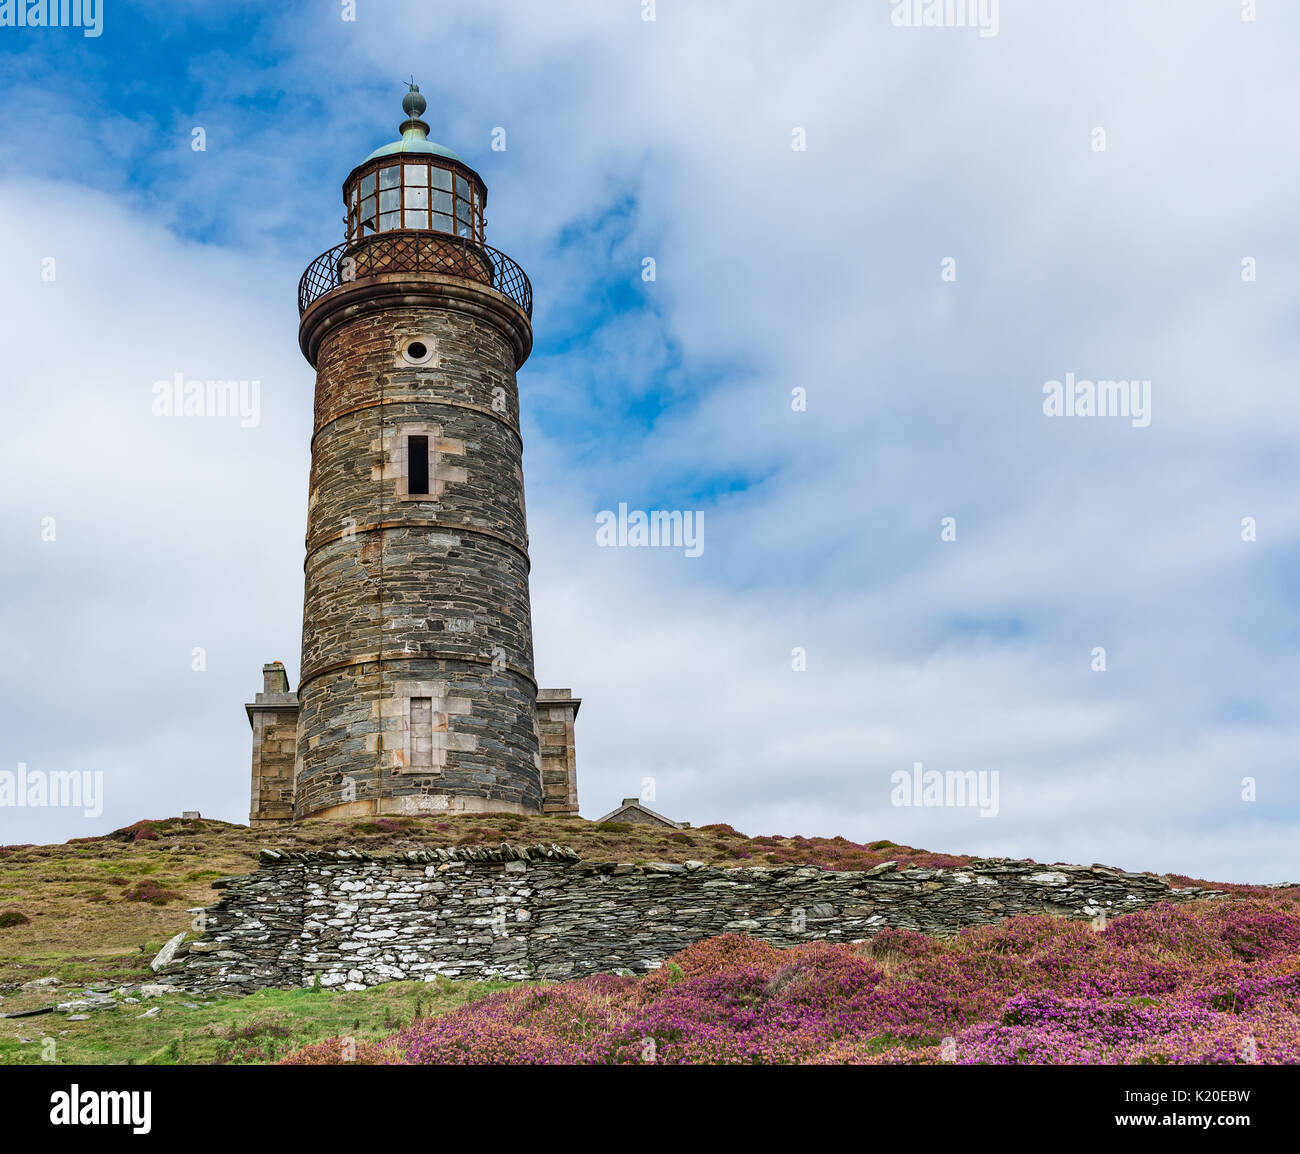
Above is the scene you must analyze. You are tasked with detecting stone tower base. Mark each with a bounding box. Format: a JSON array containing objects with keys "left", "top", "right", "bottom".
[{"left": 247, "top": 665, "right": 582, "bottom": 824}]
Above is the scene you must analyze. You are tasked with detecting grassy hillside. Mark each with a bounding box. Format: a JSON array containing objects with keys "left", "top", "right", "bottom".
[
  {"left": 0, "top": 978, "right": 509, "bottom": 1066},
  {"left": 1, "top": 813, "right": 1291, "bottom": 1066},
  {"left": 0, "top": 811, "right": 1276, "bottom": 991},
  {"left": 0, "top": 811, "right": 980, "bottom": 992}
]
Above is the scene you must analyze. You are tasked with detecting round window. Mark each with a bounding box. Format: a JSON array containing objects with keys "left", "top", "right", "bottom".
[{"left": 401, "top": 338, "right": 435, "bottom": 366}]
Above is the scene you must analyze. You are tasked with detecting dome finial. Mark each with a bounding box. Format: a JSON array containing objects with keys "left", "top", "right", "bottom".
[
  {"left": 398, "top": 78, "right": 431, "bottom": 140},
  {"left": 401, "top": 77, "right": 428, "bottom": 124}
]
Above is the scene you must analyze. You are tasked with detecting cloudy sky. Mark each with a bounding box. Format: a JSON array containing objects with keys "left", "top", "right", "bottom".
[{"left": 0, "top": 0, "right": 1296, "bottom": 882}]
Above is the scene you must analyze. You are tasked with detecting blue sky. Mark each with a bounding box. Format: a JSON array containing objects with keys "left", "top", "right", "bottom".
[{"left": 1, "top": 0, "right": 1298, "bottom": 882}]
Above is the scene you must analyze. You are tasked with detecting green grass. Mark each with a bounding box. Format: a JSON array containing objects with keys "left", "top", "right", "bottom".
[
  {"left": 0, "top": 978, "right": 512, "bottom": 1065},
  {"left": 3, "top": 809, "right": 1252, "bottom": 1066}
]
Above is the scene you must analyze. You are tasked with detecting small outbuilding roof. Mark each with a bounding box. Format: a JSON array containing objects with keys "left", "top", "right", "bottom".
[{"left": 595, "top": 798, "right": 689, "bottom": 829}]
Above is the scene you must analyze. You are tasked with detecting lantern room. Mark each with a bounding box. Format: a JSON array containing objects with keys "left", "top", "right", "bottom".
[{"left": 342, "top": 83, "right": 486, "bottom": 244}]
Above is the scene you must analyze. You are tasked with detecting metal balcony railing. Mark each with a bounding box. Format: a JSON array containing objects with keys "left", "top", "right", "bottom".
[{"left": 298, "top": 230, "right": 532, "bottom": 318}]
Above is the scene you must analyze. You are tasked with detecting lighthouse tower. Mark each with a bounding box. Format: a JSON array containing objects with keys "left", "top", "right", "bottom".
[{"left": 246, "top": 86, "right": 580, "bottom": 825}]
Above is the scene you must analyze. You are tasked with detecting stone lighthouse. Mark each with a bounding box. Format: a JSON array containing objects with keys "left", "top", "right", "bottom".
[{"left": 246, "top": 86, "right": 580, "bottom": 826}]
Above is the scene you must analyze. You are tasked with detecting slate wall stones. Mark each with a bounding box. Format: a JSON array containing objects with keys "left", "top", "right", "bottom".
[{"left": 170, "top": 846, "right": 1222, "bottom": 994}]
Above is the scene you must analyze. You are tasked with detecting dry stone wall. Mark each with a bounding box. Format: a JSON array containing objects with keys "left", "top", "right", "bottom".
[{"left": 171, "top": 845, "right": 1222, "bottom": 994}]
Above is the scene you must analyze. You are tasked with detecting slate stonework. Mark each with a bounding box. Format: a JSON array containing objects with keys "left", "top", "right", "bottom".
[
  {"left": 247, "top": 133, "right": 586, "bottom": 826},
  {"left": 169, "top": 845, "right": 1223, "bottom": 994},
  {"left": 292, "top": 282, "right": 543, "bottom": 820}
]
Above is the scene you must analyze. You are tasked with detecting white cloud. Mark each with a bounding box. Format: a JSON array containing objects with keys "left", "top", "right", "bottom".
[{"left": 2, "top": 2, "right": 1298, "bottom": 881}]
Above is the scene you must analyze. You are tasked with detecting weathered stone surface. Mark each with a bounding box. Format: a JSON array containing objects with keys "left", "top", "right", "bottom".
[
  {"left": 247, "top": 149, "right": 593, "bottom": 829},
  {"left": 537, "top": 689, "right": 580, "bottom": 815},
  {"left": 138, "top": 984, "right": 180, "bottom": 999},
  {"left": 56, "top": 996, "right": 115, "bottom": 1013},
  {"left": 292, "top": 299, "right": 543, "bottom": 822},
  {"left": 171, "top": 843, "right": 1223, "bottom": 995},
  {"left": 150, "top": 932, "right": 188, "bottom": 972},
  {"left": 247, "top": 662, "right": 299, "bottom": 828}
]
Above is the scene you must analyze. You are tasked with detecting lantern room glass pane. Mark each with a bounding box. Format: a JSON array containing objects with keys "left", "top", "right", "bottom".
[
  {"left": 379, "top": 211, "right": 400, "bottom": 232},
  {"left": 379, "top": 188, "right": 400, "bottom": 212},
  {"left": 405, "top": 210, "right": 429, "bottom": 229},
  {"left": 456, "top": 220, "right": 473, "bottom": 238},
  {"left": 431, "top": 166, "right": 452, "bottom": 192},
  {"left": 379, "top": 166, "right": 400, "bottom": 189},
  {"left": 433, "top": 211, "right": 453, "bottom": 233},
  {"left": 403, "top": 163, "right": 428, "bottom": 187},
  {"left": 456, "top": 199, "right": 471, "bottom": 224},
  {"left": 404, "top": 185, "right": 428, "bottom": 209},
  {"left": 360, "top": 196, "right": 376, "bottom": 224},
  {"left": 455, "top": 175, "right": 469, "bottom": 200},
  {"left": 431, "top": 190, "right": 452, "bottom": 214},
  {"left": 349, "top": 185, "right": 358, "bottom": 207},
  {"left": 360, "top": 173, "right": 376, "bottom": 198}
]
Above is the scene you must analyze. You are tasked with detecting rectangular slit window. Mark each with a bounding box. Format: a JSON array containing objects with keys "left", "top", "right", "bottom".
[
  {"left": 408, "top": 435, "right": 429, "bottom": 495},
  {"left": 410, "top": 697, "right": 433, "bottom": 769}
]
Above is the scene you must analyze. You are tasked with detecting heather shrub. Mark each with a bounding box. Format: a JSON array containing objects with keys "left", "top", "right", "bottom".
[
  {"left": 698, "top": 823, "right": 747, "bottom": 839},
  {"left": 280, "top": 1037, "right": 394, "bottom": 1065},
  {"left": 315, "top": 897, "right": 1300, "bottom": 1065},
  {"left": 1215, "top": 903, "right": 1300, "bottom": 960},
  {"left": 122, "top": 880, "right": 182, "bottom": 905},
  {"left": 860, "top": 927, "right": 936, "bottom": 967},
  {"left": 657, "top": 933, "right": 781, "bottom": 977},
  {"left": 107, "top": 819, "right": 162, "bottom": 842}
]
